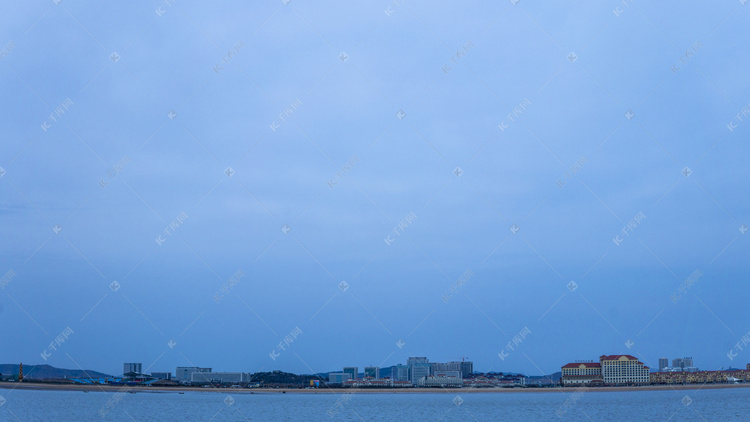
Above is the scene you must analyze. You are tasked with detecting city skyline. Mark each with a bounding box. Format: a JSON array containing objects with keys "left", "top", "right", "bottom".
[{"left": 1, "top": 1, "right": 749, "bottom": 379}]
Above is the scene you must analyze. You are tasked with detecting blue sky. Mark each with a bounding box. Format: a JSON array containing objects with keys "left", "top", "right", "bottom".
[{"left": 1, "top": 0, "right": 749, "bottom": 378}]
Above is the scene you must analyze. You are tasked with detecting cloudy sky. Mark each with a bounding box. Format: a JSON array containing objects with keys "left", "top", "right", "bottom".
[{"left": 1, "top": 0, "right": 749, "bottom": 378}]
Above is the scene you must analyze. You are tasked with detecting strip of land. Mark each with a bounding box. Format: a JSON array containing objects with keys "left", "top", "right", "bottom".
[{"left": 2, "top": 382, "right": 750, "bottom": 394}]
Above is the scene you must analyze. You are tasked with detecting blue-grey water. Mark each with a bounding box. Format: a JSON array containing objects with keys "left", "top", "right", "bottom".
[{"left": 1, "top": 387, "right": 749, "bottom": 421}]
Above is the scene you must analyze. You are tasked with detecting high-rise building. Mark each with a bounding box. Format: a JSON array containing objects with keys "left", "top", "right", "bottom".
[
  {"left": 343, "top": 367, "right": 358, "bottom": 380},
  {"left": 329, "top": 373, "right": 352, "bottom": 384},
  {"left": 658, "top": 358, "right": 668, "bottom": 372},
  {"left": 682, "top": 357, "right": 693, "bottom": 368},
  {"left": 599, "top": 355, "right": 650, "bottom": 385},
  {"left": 123, "top": 363, "right": 142, "bottom": 376},
  {"left": 460, "top": 361, "right": 473, "bottom": 378},
  {"left": 672, "top": 358, "right": 684, "bottom": 370},
  {"left": 390, "top": 365, "right": 409, "bottom": 382},
  {"left": 410, "top": 363, "right": 431, "bottom": 384},
  {"left": 364, "top": 367, "right": 380, "bottom": 379},
  {"left": 407, "top": 357, "right": 429, "bottom": 366}
]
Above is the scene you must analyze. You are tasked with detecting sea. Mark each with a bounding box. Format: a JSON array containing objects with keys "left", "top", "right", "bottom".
[{"left": 1, "top": 387, "right": 749, "bottom": 421}]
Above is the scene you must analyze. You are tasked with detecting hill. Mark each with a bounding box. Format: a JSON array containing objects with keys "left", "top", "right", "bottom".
[{"left": 0, "top": 364, "right": 111, "bottom": 380}]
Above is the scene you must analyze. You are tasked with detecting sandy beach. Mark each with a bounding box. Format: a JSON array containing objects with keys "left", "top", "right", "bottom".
[{"left": 2, "top": 382, "right": 750, "bottom": 395}]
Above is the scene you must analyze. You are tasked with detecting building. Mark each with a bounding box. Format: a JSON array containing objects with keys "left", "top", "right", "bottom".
[
  {"left": 410, "top": 363, "right": 431, "bottom": 384},
  {"left": 328, "top": 373, "right": 352, "bottom": 384},
  {"left": 151, "top": 372, "right": 172, "bottom": 380},
  {"left": 407, "top": 357, "right": 429, "bottom": 366},
  {"left": 651, "top": 367, "right": 750, "bottom": 384},
  {"left": 176, "top": 367, "right": 211, "bottom": 381},
  {"left": 460, "top": 361, "right": 473, "bottom": 378},
  {"left": 343, "top": 367, "right": 358, "bottom": 380},
  {"left": 123, "top": 363, "right": 142, "bottom": 376},
  {"left": 599, "top": 355, "right": 649, "bottom": 385},
  {"left": 418, "top": 375, "right": 462, "bottom": 388},
  {"left": 561, "top": 362, "right": 603, "bottom": 386},
  {"left": 364, "top": 367, "right": 380, "bottom": 379},
  {"left": 390, "top": 365, "right": 409, "bottom": 382},
  {"left": 658, "top": 358, "right": 668, "bottom": 372},
  {"left": 191, "top": 372, "right": 251, "bottom": 384}
]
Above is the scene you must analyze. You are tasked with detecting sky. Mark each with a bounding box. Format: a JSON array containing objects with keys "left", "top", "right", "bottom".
[{"left": 0, "top": 0, "right": 749, "bottom": 379}]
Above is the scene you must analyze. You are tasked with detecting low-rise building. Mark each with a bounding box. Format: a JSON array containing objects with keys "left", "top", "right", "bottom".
[
  {"left": 560, "top": 362, "right": 602, "bottom": 386},
  {"left": 418, "top": 375, "right": 462, "bottom": 388},
  {"left": 191, "top": 372, "right": 251, "bottom": 384}
]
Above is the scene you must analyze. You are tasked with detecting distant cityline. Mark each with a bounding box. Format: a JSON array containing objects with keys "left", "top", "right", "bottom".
[{"left": 3, "top": 353, "right": 749, "bottom": 388}]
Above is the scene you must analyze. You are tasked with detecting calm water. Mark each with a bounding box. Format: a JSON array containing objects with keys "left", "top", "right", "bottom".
[{"left": 1, "top": 387, "right": 749, "bottom": 421}]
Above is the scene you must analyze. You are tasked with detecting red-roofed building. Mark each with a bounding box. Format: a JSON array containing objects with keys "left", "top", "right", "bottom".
[
  {"left": 561, "top": 362, "right": 602, "bottom": 386},
  {"left": 599, "top": 355, "right": 649, "bottom": 385}
]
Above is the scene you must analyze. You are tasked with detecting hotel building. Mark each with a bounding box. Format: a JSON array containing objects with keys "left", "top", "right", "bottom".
[{"left": 561, "top": 355, "right": 649, "bottom": 386}]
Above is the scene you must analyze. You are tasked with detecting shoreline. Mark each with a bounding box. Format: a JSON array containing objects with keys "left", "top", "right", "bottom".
[{"left": 2, "top": 382, "right": 750, "bottom": 395}]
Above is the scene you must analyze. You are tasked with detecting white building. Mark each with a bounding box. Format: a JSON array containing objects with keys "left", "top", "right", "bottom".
[
  {"left": 191, "top": 372, "right": 251, "bottom": 384},
  {"left": 417, "top": 375, "right": 462, "bottom": 388},
  {"left": 599, "top": 355, "right": 650, "bottom": 385},
  {"left": 176, "top": 367, "right": 211, "bottom": 381}
]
